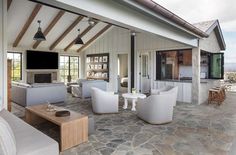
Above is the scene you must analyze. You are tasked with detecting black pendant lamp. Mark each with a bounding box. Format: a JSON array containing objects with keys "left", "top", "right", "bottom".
[
  {"left": 75, "top": 29, "right": 84, "bottom": 44},
  {"left": 33, "top": 20, "right": 46, "bottom": 41}
]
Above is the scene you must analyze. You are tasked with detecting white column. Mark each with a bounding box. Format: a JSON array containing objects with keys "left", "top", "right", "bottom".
[
  {"left": 79, "top": 51, "right": 85, "bottom": 79},
  {"left": 192, "top": 47, "right": 201, "bottom": 104},
  {"left": 0, "top": 0, "right": 7, "bottom": 110}
]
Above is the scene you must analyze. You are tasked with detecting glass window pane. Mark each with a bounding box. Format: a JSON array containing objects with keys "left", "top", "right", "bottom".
[
  {"left": 59, "top": 56, "right": 79, "bottom": 83},
  {"left": 7, "top": 52, "right": 22, "bottom": 81},
  {"left": 7, "top": 53, "right": 13, "bottom": 60},
  {"left": 210, "top": 53, "right": 224, "bottom": 79}
]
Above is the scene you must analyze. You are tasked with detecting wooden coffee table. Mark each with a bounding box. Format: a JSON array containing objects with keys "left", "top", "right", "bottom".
[{"left": 25, "top": 104, "right": 88, "bottom": 151}]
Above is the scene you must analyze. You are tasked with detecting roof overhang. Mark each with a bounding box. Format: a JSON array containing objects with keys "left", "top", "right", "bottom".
[{"left": 121, "top": 0, "right": 208, "bottom": 38}]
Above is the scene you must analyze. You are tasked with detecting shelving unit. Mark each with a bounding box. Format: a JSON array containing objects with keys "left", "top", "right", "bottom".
[
  {"left": 200, "top": 52, "right": 209, "bottom": 66},
  {"left": 86, "top": 53, "right": 109, "bottom": 82}
]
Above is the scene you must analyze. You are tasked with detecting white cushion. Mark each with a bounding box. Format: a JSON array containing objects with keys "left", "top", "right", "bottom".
[
  {"left": 150, "top": 89, "right": 160, "bottom": 95},
  {"left": 0, "top": 116, "right": 16, "bottom": 155}
]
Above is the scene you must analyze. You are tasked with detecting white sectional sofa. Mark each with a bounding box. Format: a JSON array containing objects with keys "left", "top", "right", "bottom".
[
  {"left": 71, "top": 80, "right": 107, "bottom": 98},
  {"left": 0, "top": 109, "right": 59, "bottom": 155},
  {"left": 11, "top": 82, "right": 67, "bottom": 107}
]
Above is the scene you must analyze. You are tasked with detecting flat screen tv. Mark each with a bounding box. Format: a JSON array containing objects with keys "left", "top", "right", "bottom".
[{"left": 26, "top": 50, "right": 58, "bottom": 69}]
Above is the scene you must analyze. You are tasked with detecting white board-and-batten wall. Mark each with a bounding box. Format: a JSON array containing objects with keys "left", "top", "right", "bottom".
[{"left": 81, "top": 26, "right": 191, "bottom": 92}]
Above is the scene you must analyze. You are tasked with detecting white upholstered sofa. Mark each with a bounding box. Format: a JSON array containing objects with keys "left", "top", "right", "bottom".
[
  {"left": 0, "top": 109, "right": 59, "bottom": 155},
  {"left": 91, "top": 87, "right": 119, "bottom": 114},
  {"left": 71, "top": 80, "right": 107, "bottom": 99},
  {"left": 136, "top": 86, "right": 178, "bottom": 124},
  {"left": 11, "top": 82, "right": 67, "bottom": 107}
]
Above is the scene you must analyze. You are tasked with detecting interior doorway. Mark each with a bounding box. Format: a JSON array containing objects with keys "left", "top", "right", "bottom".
[
  {"left": 117, "top": 54, "right": 128, "bottom": 93},
  {"left": 140, "top": 53, "right": 150, "bottom": 93}
]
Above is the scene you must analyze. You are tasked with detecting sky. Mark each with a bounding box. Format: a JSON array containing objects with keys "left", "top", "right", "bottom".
[{"left": 153, "top": 0, "right": 236, "bottom": 63}]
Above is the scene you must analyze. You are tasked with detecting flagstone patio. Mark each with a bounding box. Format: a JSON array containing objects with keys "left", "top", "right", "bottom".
[{"left": 12, "top": 92, "right": 236, "bottom": 155}]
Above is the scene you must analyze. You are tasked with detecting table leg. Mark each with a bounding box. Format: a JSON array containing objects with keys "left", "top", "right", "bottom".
[
  {"left": 25, "top": 110, "right": 46, "bottom": 125},
  {"left": 131, "top": 99, "right": 136, "bottom": 111},
  {"left": 123, "top": 98, "right": 128, "bottom": 109},
  {"left": 60, "top": 117, "right": 88, "bottom": 151}
]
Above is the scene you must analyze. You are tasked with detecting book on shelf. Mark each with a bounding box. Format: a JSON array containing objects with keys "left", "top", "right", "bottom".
[
  {"left": 98, "top": 64, "right": 102, "bottom": 69},
  {"left": 94, "top": 57, "right": 99, "bottom": 62},
  {"left": 99, "top": 57, "right": 103, "bottom": 62},
  {"left": 102, "top": 56, "right": 108, "bottom": 62},
  {"left": 103, "top": 64, "right": 107, "bottom": 69},
  {"left": 90, "top": 57, "right": 94, "bottom": 62}
]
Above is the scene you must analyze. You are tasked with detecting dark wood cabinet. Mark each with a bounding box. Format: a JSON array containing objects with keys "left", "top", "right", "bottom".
[
  {"left": 7, "top": 59, "right": 12, "bottom": 112},
  {"left": 178, "top": 51, "right": 192, "bottom": 66},
  {"left": 183, "top": 51, "right": 192, "bottom": 66}
]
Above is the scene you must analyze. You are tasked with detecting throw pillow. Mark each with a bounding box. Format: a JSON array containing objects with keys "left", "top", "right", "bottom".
[{"left": 0, "top": 116, "right": 16, "bottom": 155}]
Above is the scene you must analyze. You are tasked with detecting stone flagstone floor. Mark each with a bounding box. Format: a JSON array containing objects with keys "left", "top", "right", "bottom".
[{"left": 12, "top": 92, "right": 236, "bottom": 155}]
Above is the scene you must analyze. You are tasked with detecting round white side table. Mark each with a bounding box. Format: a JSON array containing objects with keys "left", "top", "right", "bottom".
[{"left": 122, "top": 93, "right": 146, "bottom": 111}]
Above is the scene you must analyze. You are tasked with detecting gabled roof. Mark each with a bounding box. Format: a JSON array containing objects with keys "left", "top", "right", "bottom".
[
  {"left": 192, "top": 20, "right": 216, "bottom": 33},
  {"left": 134, "top": 0, "right": 209, "bottom": 38},
  {"left": 193, "top": 20, "right": 226, "bottom": 50}
]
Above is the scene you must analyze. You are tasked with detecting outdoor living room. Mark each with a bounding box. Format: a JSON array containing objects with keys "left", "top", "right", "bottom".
[{"left": 1, "top": 0, "right": 236, "bottom": 155}]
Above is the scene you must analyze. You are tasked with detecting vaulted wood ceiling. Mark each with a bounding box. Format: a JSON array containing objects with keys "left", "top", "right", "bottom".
[{"left": 7, "top": 0, "right": 112, "bottom": 53}]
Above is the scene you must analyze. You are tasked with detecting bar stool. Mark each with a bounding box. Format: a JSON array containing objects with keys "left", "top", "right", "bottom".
[{"left": 208, "top": 87, "right": 224, "bottom": 105}]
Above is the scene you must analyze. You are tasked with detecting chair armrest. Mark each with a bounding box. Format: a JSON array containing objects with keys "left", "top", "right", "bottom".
[
  {"left": 137, "top": 98, "right": 147, "bottom": 110},
  {"left": 106, "top": 91, "right": 115, "bottom": 95},
  {"left": 151, "top": 89, "right": 161, "bottom": 95}
]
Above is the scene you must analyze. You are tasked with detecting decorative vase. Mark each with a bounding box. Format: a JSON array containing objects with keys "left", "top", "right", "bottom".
[{"left": 132, "top": 88, "right": 136, "bottom": 94}]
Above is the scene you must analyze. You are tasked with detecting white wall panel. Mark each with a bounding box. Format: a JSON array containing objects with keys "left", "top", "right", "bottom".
[
  {"left": 7, "top": 0, "right": 35, "bottom": 45},
  {"left": 83, "top": 26, "right": 191, "bottom": 91},
  {"left": 83, "top": 27, "right": 130, "bottom": 91},
  {"left": 0, "top": 0, "right": 7, "bottom": 109}
]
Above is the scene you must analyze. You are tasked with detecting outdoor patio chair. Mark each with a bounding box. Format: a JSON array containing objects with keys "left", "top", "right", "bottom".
[
  {"left": 136, "top": 90, "right": 177, "bottom": 124},
  {"left": 90, "top": 87, "right": 119, "bottom": 114},
  {"left": 150, "top": 86, "right": 178, "bottom": 106},
  {"left": 208, "top": 86, "right": 226, "bottom": 105}
]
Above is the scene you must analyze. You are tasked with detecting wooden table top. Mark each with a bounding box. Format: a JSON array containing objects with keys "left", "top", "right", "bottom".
[{"left": 26, "top": 104, "right": 87, "bottom": 126}]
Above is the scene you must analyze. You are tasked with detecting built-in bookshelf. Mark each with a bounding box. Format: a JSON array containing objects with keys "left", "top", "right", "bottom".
[{"left": 86, "top": 53, "right": 109, "bottom": 82}]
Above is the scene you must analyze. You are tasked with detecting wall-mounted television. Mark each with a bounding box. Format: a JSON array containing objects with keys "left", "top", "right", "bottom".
[{"left": 26, "top": 50, "right": 58, "bottom": 69}]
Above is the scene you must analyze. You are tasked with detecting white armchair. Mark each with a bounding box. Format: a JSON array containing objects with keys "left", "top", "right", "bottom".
[
  {"left": 136, "top": 90, "right": 177, "bottom": 124},
  {"left": 90, "top": 87, "right": 119, "bottom": 114},
  {"left": 151, "top": 86, "right": 178, "bottom": 106}
]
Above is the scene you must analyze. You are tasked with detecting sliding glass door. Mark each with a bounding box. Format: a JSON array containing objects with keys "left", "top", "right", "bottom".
[{"left": 60, "top": 56, "right": 79, "bottom": 83}]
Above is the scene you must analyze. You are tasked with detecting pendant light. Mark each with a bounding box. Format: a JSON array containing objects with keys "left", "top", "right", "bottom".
[
  {"left": 75, "top": 29, "right": 84, "bottom": 44},
  {"left": 33, "top": 20, "right": 46, "bottom": 41}
]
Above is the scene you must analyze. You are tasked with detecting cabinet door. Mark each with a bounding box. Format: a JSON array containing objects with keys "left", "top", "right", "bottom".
[
  {"left": 166, "top": 81, "right": 174, "bottom": 87},
  {"left": 183, "top": 52, "right": 192, "bottom": 65},
  {"left": 174, "top": 82, "right": 183, "bottom": 102},
  {"left": 159, "top": 81, "right": 166, "bottom": 88},
  {"left": 183, "top": 83, "right": 192, "bottom": 103}
]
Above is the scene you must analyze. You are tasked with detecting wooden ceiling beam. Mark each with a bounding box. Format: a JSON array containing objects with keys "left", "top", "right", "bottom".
[
  {"left": 7, "top": 0, "right": 12, "bottom": 11},
  {"left": 77, "top": 24, "right": 112, "bottom": 53},
  {"left": 64, "top": 22, "right": 98, "bottom": 52},
  {"left": 13, "top": 4, "right": 42, "bottom": 47},
  {"left": 49, "top": 16, "right": 84, "bottom": 50},
  {"left": 32, "top": 10, "right": 65, "bottom": 49}
]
